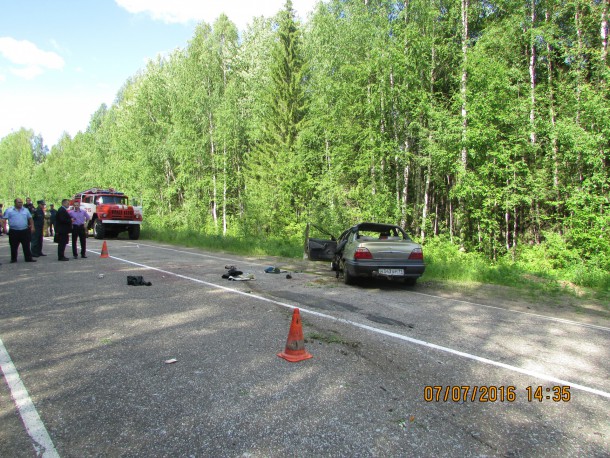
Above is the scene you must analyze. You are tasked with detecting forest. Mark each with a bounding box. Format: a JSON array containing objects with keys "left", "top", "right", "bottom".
[{"left": 1, "top": 0, "right": 609, "bottom": 288}]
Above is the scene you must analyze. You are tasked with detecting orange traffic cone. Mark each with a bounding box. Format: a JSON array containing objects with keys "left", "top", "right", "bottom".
[
  {"left": 100, "top": 241, "right": 109, "bottom": 258},
  {"left": 278, "top": 308, "right": 313, "bottom": 362}
]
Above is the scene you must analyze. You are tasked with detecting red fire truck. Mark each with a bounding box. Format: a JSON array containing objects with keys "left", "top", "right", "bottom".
[{"left": 70, "top": 188, "right": 143, "bottom": 240}]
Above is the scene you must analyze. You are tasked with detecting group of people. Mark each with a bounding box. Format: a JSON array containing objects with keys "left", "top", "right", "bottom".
[{"left": 0, "top": 197, "right": 91, "bottom": 265}]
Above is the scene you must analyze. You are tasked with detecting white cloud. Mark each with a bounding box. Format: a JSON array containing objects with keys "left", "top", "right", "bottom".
[
  {"left": 0, "top": 37, "right": 64, "bottom": 80},
  {"left": 115, "top": 0, "right": 318, "bottom": 29},
  {"left": 10, "top": 65, "right": 44, "bottom": 80},
  {"left": 0, "top": 88, "right": 116, "bottom": 146}
]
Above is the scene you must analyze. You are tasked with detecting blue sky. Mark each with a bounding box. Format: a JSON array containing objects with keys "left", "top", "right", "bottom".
[{"left": 0, "top": 0, "right": 318, "bottom": 148}]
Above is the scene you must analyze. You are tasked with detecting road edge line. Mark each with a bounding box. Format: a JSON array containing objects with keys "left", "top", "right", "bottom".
[{"left": 0, "top": 337, "right": 60, "bottom": 457}]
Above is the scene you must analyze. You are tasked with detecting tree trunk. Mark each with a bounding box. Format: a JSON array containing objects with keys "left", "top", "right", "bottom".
[
  {"left": 209, "top": 113, "right": 218, "bottom": 227},
  {"left": 460, "top": 0, "right": 469, "bottom": 171},
  {"left": 448, "top": 175, "right": 454, "bottom": 242},
  {"left": 421, "top": 163, "right": 431, "bottom": 242},
  {"left": 529, "top": 0, "right": 537, "bottom": 145},
  {"left": 601, "top": 0, "right": 608, "bottom": 65},
  {"left": 222, "top": 143, "right": 227, "bottom": 235},
  {"left": 457, "top": 0, "right": 469, "bottom": 245},
  {"left": 575, "top": 2, "right": 584, "bottom": 182},
  {"left": 546, "top": 9, "right": 559, "bottom": 192},
  {"left": 505, "top": 206, "right": 510, "bottom": 252},
  {"left": 434, "top": 200, "right": 439, "bottom": 236},
  {"left": 422, "top": 35, "right": 436, "bottom": 243},
  {"left": 401, "top": 154, "right": 410, "bottom": 229}
]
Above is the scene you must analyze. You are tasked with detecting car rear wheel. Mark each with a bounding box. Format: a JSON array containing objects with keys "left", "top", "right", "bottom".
[{"left": 342, "top": 262, "right": 356, "bottom": 285}]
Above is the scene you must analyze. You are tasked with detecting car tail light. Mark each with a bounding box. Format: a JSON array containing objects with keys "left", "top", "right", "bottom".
[
  {"left": 354, "top": 247, "right": 373, "bottom": 260},
  {"left": 408, "top": 247, "right": 423, "bottom": 260}
]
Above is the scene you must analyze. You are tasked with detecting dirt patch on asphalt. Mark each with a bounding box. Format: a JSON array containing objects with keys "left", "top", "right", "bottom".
[
  {"left": 415, "top": 280, "right": 610, "bottom": 325},
  {"left": 251, "top": 254, "right": 610, "bottom": 327}
]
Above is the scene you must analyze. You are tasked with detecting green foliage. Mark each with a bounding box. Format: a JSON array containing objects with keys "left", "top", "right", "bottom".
[
  {"left": 423, "top": 236, "right": 610, "bottom": 294},
  {"left": 244, "top": 1, "right": 313, "bottom": 236},
  {"left": 145, "top": 225, "right": 302, "bottom": 258},
  {"left": 423, "top": 236, "right": 523, "bottom": 285},
  {"left": 1, "top": 0, "right": 608, "bottom": 294},
  {"left": 0, "top": 129, "right": 36, "bottom": 199}
]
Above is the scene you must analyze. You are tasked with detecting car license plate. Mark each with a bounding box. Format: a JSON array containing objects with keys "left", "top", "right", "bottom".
[{"left": 379, "top": 268, "right": 404, "bottom": 276}]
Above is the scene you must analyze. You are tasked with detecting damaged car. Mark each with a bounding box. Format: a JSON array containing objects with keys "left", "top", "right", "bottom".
[{"left": 304, "top": 222, "right": 425, "bottom": 286}]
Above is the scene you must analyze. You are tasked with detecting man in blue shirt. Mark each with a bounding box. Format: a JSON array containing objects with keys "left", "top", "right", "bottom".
[{"left": 1, "top": 198, "right": 37, "bottom": 263}]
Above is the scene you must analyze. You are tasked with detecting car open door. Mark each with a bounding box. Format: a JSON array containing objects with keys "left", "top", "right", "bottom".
[{"left": 304, "top": 223, "right": 337, "bottom": 261}]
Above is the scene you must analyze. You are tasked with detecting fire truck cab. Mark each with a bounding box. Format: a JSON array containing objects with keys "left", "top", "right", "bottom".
[{"left": 70, "top": 188, "right": 142, "bottom": 240}]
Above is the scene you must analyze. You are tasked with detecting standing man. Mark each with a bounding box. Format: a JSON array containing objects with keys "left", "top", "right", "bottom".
[
  {"left": 44, "top": 205, "right": 51, "bottom": 236},
  {"left": 69, "top": 201, "right": 90, "bottom": 258},
  {"left": 1, "top": 198, "right": 37, "bottom": 263},
  {"left": 31, "top": 200, "right": 47, "bottom": 257},
  {"left": 55, "top": 199, "right": 73, "bottom": 261},
  {"left": 49, "top": 204, "right": 57, "bottom": 236},
  {"left": 24, "top": 197, "right": 35, "bottom": 214},
  {"left": 0, "top": 203, "right": 4, "bottom": 236}
]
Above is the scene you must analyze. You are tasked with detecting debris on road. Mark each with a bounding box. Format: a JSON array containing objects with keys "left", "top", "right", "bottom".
[
  {"left": 222, "top": 266, "right": 254, "bottom": 281},
  {"left": 222, "top": 266, "right": 243, "bottom": 278},
  {"left": 127, "top": 275, "right": 152, "bottom": 286},
  {"left": 228, "top": 275, "right": 254, "bottom": 281},
  {"left": 264, "top": 266, "right": 283, "bottom": 273}
]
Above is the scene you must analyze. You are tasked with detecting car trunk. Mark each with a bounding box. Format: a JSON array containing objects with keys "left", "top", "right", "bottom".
[{"left": 360, "top": 241, "right": 418, "bottom": 260}]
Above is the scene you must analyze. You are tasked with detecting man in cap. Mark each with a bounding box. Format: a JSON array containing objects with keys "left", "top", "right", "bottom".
[
  {"left": 1, "top": 198, "right": 36, "bottom": 263},
  {"left": 31, "top": 199, "right": 47, "bottom": 257}
]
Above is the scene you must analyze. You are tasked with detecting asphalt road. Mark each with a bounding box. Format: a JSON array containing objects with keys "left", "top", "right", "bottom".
[{"left": 1, "top": 236, "right": 609, "bottom": 457}]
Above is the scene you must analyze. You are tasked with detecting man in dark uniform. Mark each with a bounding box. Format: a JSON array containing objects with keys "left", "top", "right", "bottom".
[
  {"left": 56, "top": 199, "right": 73, "bottom": 261},
  {"left": 49, "top": 204, "right": 57, "bottom": 236},
  {"left": 31, "top": 200, "right": 47, "bottom": 257},
  {"left": 24, "top": 197, "right": 35, "bottom": 214}
]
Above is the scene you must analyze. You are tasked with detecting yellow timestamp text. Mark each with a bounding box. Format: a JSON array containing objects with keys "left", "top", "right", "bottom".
[{"left": 423, "top": 385, "right": 571, "bottom": 403}]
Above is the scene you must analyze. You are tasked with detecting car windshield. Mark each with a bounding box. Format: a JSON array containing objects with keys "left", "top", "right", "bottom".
[
  {"left": 97, "top": 196, "right": 127, "bottom": 205},
  {"left": 356, "top": 225, "right": 410, "bottom": 241}
]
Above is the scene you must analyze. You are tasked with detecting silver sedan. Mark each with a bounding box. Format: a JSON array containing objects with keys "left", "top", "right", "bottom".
[{"left": 305, "top": 222, "right": 425, "bottom": 285}]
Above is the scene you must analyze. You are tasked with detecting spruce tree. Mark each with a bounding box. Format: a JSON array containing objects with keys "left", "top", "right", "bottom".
[{"left": 245, "top": 0, "right": 308, "bottom": 234}]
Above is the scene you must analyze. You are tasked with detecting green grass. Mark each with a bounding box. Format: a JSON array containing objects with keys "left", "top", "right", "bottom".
[
  {"left": 140, "top": 226, "right": 610, "bottom": 305},
  {"left": 142, "top": 227, "right": 302, "bottom": 258},
  {"left": 306, "top": 331, "right": 360, "bottom": 347},
  {"left": 421, "top": 238, "right": 610, "bottom": 304}
]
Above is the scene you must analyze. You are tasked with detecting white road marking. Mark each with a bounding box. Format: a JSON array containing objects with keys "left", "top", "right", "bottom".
[
  {"left": 103, "top": 253, "right": 610, "bottom": 400},
  {"left": 115, "top": 242, "right": 610, "bottom": 333},
  {"left": 0, "top": 338, "right": 60, "bottom": 457}
]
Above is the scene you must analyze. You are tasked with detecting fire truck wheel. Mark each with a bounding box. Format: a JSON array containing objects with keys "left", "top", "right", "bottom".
[
  {"left": 128, "top": 225, "right": 140, "bottom": 240},
  {"left": 93, "top": 219, "right": 106, "bottom": 239}
]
